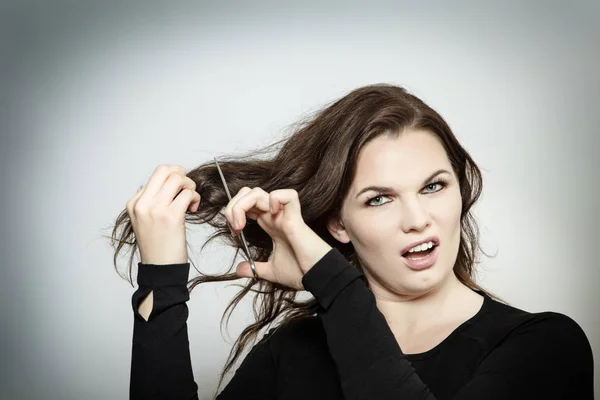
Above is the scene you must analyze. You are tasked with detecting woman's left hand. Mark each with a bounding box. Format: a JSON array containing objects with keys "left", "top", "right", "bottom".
[{"left": 223, "top": 186, "right": 332, "bottom": 290}]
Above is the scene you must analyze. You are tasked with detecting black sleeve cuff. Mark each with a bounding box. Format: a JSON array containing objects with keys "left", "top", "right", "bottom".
[
  {"left": 301, "top": 248, "right": 364, "bottom": 310},
  {"left": 137, "top": 262, "right": 190, "bottom": 288}
]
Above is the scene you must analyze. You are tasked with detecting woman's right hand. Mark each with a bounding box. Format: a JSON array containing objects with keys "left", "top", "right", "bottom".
[
  {"left": 223, "top": 186, "right": 333, "bottom": 290},
  {"left": 126, "top": 164, "right": 201, "bottom": 265}
]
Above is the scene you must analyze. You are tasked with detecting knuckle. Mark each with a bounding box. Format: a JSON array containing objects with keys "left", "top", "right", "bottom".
[
  {"left": 168, "top": 171, "right": 182, "bottom": 182},
  {"left": 133, "top": 201, "right": 149, "bottom": 215},
  {"left": 223, "top": 204, "right": 232, "bottom": 219},
  {"left": 187, "top": 177, "right": 197, "bottom": 191},
  {"left": 126, "top": 199, "right": 135, "bottom": 213},
  {"left": 178, "top": 188, "right": 192, "bottom": 201},
  {"left": 156, "top": 164, "right": 187, "bottom": 176}
]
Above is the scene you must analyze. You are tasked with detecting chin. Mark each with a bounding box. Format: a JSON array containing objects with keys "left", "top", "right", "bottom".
[
  {"left": 398, "top": 275, "right": 444, "bottom": 295},
  {"left": 363, "top": 252, "right": 455, "bottom": 296},
  {"left": 395, "top": 261, "right": 455, "bottom": 296}
]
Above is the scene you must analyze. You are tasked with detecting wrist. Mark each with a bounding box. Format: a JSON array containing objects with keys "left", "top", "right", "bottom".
[{"left": 295, "top": 224, "right": 333, "bottom": 274}]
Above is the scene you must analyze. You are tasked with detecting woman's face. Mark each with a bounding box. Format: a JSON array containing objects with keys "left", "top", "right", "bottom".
[{"left": 327, "top": 129, "right": 463, "bottom": 299}]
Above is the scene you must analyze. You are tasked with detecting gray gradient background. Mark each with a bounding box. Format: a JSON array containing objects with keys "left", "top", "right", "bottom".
[{"left": 1, "top": 1, "right": 598, "bottom": 399}]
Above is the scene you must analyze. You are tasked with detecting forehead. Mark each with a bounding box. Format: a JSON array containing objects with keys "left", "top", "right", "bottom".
[{"left": 352, "top": 129, "right": 450, "bottom": 186}]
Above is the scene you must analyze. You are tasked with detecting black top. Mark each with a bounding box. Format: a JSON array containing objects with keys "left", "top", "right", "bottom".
[{"left": 129, "top": 248, "right": 595, "bottom": 399}]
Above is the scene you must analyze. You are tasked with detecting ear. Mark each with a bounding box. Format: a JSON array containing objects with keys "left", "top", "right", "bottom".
[{"left": 327, "top": 214, "right": 351, "bottom": 244}]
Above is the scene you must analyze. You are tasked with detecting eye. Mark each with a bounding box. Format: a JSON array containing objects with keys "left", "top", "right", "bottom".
[
  {"left": 423, "top": 180, "right": 447, "bottom": 193},
  {"left": 365, "top": 194, "right": 391, "bottom": 207}
]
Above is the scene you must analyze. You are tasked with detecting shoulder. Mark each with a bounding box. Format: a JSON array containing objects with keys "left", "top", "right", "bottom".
[
  {"left": 481, "top": 299, "right": 593, "bottom": 373},
  {"left": 528, "top": 312, "right": 592, "bottom": 361},
  {"left": 486, "top": 298, "right": 590, "bottom": 345},
  {"left": 460, "top": 298, "right": 594, "bottom": 397},
  {"left": 511, "top": 310, "right": 591, "bottom": 351}
]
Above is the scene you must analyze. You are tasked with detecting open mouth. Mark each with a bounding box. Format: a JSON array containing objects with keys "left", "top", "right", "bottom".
[{"left": 402, "top": 244, "right": 437, "bottom": 260}]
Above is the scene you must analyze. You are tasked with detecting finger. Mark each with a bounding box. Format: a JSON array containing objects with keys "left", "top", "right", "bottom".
[
  {"left": 191, "top": 194, "right": 201, "bottom": 212},
  {"left": 269, "top": 189, "right": 301, "bottom": 216},
  {"left": 186, "top": 192, "right": 201, "bottom": 213},
  {"left": 224, "top": 187, "right": 252, "bottom": 225},
  {"left": 236, "top": 260, "right": 274, "bottom": 282},
  {"left": 142, "top": 164, "right": 187, "bottom": 199},
  {"left": 171, "top": 188, "right": 201, "bottom": 216},
  {"left": 126, "top": 184, "right": 146, "bottom": 217},
  {"left": 232, "top": 188, "right": 271, "bottom": 230},
  {"left": 156, "top": 175, "right": 196, "bottom": 207}
]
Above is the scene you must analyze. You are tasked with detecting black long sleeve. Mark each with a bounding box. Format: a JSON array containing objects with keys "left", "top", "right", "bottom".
[
  {"left": 130, "top": 262, "right": 278, "bottom": 400},
  {"left": 130, "top": 249, "right": 595, "bottom": 399},
  {"left": 301, "top": 248, "right": 595, "bottom": 399},
  {"left": 130, "top": 262, "right": 199, "bottom": 399}
]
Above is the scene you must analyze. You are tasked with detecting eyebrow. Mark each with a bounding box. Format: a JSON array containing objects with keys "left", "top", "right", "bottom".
[{"left": 354, "top": 169, "right": 451, "bottom": 199}]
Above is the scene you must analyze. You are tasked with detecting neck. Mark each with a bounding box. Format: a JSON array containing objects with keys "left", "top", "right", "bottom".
[{"left": 371, "top": 273, "right": 474, "bottom": 334}]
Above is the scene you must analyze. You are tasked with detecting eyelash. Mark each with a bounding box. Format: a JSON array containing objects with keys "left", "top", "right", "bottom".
[{"left": 365, "top": 179, "right": 449, "bottom": 207}]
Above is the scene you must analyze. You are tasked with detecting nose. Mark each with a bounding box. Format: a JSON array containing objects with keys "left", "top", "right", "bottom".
[{"left": 399, "top": 197, "right": 431, "bottom": 233}]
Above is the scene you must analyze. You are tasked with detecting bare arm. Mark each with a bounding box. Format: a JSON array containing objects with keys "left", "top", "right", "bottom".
[{"left": 138, "top": 290, "right": 153, "bottom": 321}]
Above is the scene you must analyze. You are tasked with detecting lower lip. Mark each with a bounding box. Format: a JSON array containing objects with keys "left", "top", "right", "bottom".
[{"left": 401, "top": 245, "right": 439, "bottom": 270}]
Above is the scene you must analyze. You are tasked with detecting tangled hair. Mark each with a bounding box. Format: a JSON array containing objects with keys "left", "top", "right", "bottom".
[{"left": 108, "top": 83, "right": 500, "bottom": 394}]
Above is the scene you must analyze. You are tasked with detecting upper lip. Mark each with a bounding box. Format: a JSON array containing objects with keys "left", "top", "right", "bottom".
[{"left": 400, "top": 236, "right": 439, "bottom": 255}]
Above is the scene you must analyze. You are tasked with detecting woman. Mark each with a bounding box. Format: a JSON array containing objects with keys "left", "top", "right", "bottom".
[{"left": 112, "top": 84, "right": 594, "bottom": 399}]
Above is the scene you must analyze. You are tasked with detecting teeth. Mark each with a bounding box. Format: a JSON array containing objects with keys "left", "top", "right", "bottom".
[{"left": 408, "top": 241, "right": 434, "bottom": 253}]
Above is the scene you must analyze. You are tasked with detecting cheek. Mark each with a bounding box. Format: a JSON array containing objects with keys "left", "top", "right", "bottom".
[
  {"left": 434, "top": 190, "right": 462, "bottom": 238},
  {"left": 343, "top": 217, "right": 389, "bottom": 250}
]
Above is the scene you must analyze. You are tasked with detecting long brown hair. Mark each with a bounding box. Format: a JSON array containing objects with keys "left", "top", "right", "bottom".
[{"left": 108, "top": 83, "right": 500, "bottom": 393}]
